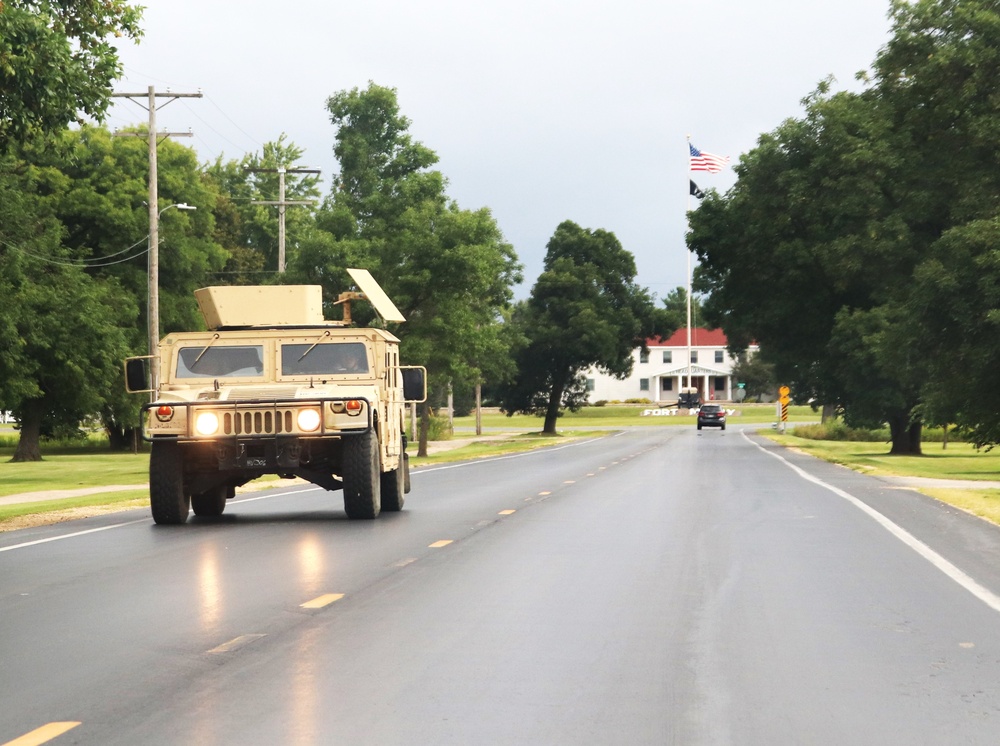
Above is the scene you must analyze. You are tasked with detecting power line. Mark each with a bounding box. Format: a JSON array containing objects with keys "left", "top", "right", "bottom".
[{"left": 0, "top": 235, "right": 151, "bottom": 267}]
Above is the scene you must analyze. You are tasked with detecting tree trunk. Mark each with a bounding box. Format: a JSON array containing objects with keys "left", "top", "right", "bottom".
[
  {"left": 105, "top": 423, "right": 136, "bottom": 452},
  {"left": 417, "top": 403, "right": 430, "bottom": 457},
  {"left": 907, "top": 419, "right": 923, "bottom": 456},
  {"left": 888, "top": 412, "right": 922, "bottom": 455},
  {"left": 821, "top": 403, "right": 836, "bottom": 424},
  {"left": 11, "top": 400, "right": 43, "bottom": 462},
  {"left": 543, "top": 380, "right": 564, "bottom": 435}
]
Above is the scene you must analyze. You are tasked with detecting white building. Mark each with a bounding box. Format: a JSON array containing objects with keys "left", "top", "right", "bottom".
[{"left": 585, "top": 328, "right": 757, "bottom": 404}]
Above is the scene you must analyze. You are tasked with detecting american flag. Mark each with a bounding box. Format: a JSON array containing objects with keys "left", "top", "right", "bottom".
[{"left": 689, "top": 143, "right": 730, "bottom": 173}]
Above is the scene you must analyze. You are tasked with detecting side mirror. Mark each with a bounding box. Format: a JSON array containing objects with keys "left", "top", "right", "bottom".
[
  {"left": 124, "top": 357, "right": 152, "bottom": 393},
  {"left": 401, "top": 367, "right": 427, "bottom": 403}
]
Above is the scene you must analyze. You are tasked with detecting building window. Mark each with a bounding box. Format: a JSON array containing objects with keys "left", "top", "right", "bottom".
[
  {"left": 715, "top": 350, "right": 724, "bottom": 363},
  {"left": 662, "top": 351, "right": 672, "bottom": 364},
  {"left": 661, "top": 378, "right": 673, "bottom": 391},
  {"left": 690, "top": 351, "right": 698, "bottom": 363},
  {"left": 639, "top": 350, "right": 649, "bottom": 363},
  {"left": 586, "top": 378, "right": 595, "bottom": 391},
  {"left": 715, "top": 377, "right": 725, "bottom": 391},
  {"left": 639, "top": 378, "right": 650, "bottom": 392}
]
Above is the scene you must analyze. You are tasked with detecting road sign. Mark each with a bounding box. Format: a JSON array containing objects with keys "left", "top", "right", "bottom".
[
  {"left": 779, "top": 395, "right": 790, "bottom": 405},
  {"left": 779, "top": 385, "right": 790, "bottom": 397}
]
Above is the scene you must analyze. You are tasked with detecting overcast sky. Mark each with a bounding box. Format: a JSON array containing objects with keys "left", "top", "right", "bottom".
[{"left": 108, "top": 0, "right": 893, "bottom": 300}]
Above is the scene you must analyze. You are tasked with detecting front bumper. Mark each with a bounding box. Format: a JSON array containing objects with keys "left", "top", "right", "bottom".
[{"left": 139, "top": 396, "right": 374, "bottom": 443}]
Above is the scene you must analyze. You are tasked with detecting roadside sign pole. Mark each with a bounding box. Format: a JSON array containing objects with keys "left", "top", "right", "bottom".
[{"left": 778, "top": 385, "right": 791, "bottom": 433}]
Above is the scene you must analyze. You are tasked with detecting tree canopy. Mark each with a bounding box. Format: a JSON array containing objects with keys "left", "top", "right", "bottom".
[
  {"left": 498, "top": 220, "right": 672, "bottom": 434},
  {"left": 291, "top": 82, "right": 522, "bottom": 453},
  {"left": 688, "top": 0, "right": 1000, "bottom": 453},
  {"left": 0, "top": 127, "right": 226, "bottom": 458},
  {"left": 0, "top": 0, "right": 143, "bottom": 145}
]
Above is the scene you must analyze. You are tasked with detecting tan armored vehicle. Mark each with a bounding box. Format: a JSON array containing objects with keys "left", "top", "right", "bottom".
[{"left": 125, "top": 269, "right": 426, "bottom": 525}]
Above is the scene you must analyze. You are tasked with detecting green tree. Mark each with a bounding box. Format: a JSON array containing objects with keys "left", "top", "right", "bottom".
[
  {"left": 730, "top": 350, "right": 776, "bottom": 402},
  {"left": 691, "top": 0, "right": 1000, "bottom": 453},
  {"left": 293, "top": 82, "right": 522, "bottom": 455},
  {"left": 872, "top": 0, "right": 1000, "bottom": 449},
  {"left": 660, "top": 285, "right": 705, "bottom": 333},
  {"left": 499, "top": 220, "right": 672, "bottom": 434},
  {"left": 0, "top": 151, "right": 136, "bottom": 460},
  {"left": 0, "top": 0, "right": 143, "bottom": 145},
  {"left": 0, "top": 127, "right": 227, "bottom": 454},
  {"left": 205, "top": 135, "right": 321, "bottom": 280},
  {"left": 688, "top": 78, "right": 931, "bottom": 452}
]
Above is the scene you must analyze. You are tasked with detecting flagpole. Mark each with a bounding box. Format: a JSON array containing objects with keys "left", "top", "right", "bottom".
[{"left": 685, "top": 135, "right": 693, "bottom": 401}]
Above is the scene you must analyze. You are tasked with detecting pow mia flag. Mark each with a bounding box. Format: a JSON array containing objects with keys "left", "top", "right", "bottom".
[{"left": 689, "top": 180, "right": 706, "bottom": 200}]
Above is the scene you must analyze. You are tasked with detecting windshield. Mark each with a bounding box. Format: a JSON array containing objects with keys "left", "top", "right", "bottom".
[
  {"left": 176, "top": 345, "right": 264, "bottom": 378},
  {"left": 281, "top": 342, "right": 370, "bottom": 376}
]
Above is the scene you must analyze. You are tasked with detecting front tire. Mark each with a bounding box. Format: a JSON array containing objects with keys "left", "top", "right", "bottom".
[
  {"left": 192, "top": 485, "right": 230, "bottom": 517},
  {"left": 381, "top": 443, "right": 406, "bottom": 512},
  {"left": 150, "top": 441, "right": 190, "bottom": 525},
  {"left": 343, "top": 430, "right": 381, "bottom": 519}
]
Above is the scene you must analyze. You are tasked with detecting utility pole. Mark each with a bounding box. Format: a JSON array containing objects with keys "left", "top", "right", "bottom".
[
  {"left": 112, "top": 86, "right": 202, "bottom": 392},
  {"left": 248, "top": 166, "right": 320, "bottom": 272}
]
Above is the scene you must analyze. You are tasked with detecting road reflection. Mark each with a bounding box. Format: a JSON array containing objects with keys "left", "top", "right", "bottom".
[
  {"left": 198, "top": 543, "right": 222, "bottom": 633},
  {"left": 291, "top": 625, "right": 321, "bottom": 744},
  {"left": 297, "top": 533, "right": 326, "bottom": 597}
]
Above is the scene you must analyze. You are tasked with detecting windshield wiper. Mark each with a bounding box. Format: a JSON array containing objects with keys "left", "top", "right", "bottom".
[
  {"left": 297, "top": 330, "right": 332, "bottom": 362},
  {"left": 193, "top": 333, "right": 221, "bottom": 364}
]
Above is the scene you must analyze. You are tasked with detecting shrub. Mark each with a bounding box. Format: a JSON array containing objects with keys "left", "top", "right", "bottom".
[
  {"left": 427, "top": 414, "right": 453, "bottom": 441},
  {"left": 791, "top": 421, "right": 890, "bottom": 442}
]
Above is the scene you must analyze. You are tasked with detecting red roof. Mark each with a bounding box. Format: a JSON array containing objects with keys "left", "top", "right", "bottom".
[{"left": 648, "top": 328, "right": 728, "bottom": 348}]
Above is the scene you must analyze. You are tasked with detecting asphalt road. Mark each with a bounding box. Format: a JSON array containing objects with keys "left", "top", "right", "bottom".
[{"left": 3, "top": 427, "right": 1000, "bottom": 745}]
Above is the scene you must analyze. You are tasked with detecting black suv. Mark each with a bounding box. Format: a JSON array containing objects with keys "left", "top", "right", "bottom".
[{"left": 697, "top": 403, "right": 726, "bottom": 431}]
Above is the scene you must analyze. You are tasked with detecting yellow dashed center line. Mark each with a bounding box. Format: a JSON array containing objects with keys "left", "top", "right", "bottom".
[
  {"left": 207, "top": 634, "right": 266, "bottom": 654},
  {"left": 538, "top": 491, "right": 551, "bottom": 496},
  {"left": 498, "top": 510, "right": 516, "bottom": 515},
  {"left": 429, "top": 540, "right": 453, "bottom": 548},
  {"left": 300, "top": 593, "right": 345, "bottom": 609},
  {"left": 3, "top": 722, "right": 81, "bottom": 746}
]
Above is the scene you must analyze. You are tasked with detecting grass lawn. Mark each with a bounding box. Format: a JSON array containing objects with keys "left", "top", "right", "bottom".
[
  {"left": 451, "top": 402, "right": 815, "bottom": 431},
  {"left": 0, "top": 450, "right": 150, "bottom": 498},
  {"left": 761, "top": 432, "right": 1000, "bottom": 481},
  {"left": 410, "top": 430, "right": 609, "bottom": 466}
]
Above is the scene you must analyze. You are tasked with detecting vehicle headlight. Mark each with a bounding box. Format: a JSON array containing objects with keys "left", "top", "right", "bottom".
[
  {"left": 297, "top": 408, "right": 321, "bottom": 432},
  {"left": 195, "top": 411, "right": 220, "bottom": 436}
]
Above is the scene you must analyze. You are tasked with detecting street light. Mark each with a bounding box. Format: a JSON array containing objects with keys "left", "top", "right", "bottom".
[{"left": 148, "top": 202, "right": 196, "bottom": 393}]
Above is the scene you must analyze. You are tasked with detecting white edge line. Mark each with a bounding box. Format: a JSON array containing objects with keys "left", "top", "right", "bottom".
[
  {"left": 0, "top": 519, "right": 149, "bottom": 553},
  {"left": 743, "top": 431, "right": 1000, "bottom": 615},
  {"left": 0, "top": 488, "right": 322, "bottom": 554}
]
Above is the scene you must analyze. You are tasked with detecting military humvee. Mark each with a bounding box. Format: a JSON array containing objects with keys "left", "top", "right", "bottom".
[{"left": 125, "top": 269, "right": 426, "bottom": 525}]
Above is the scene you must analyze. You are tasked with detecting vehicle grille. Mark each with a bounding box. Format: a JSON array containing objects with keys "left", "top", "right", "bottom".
[{"left": 223, "top": 409, "right": 296, "bottom": 435}]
